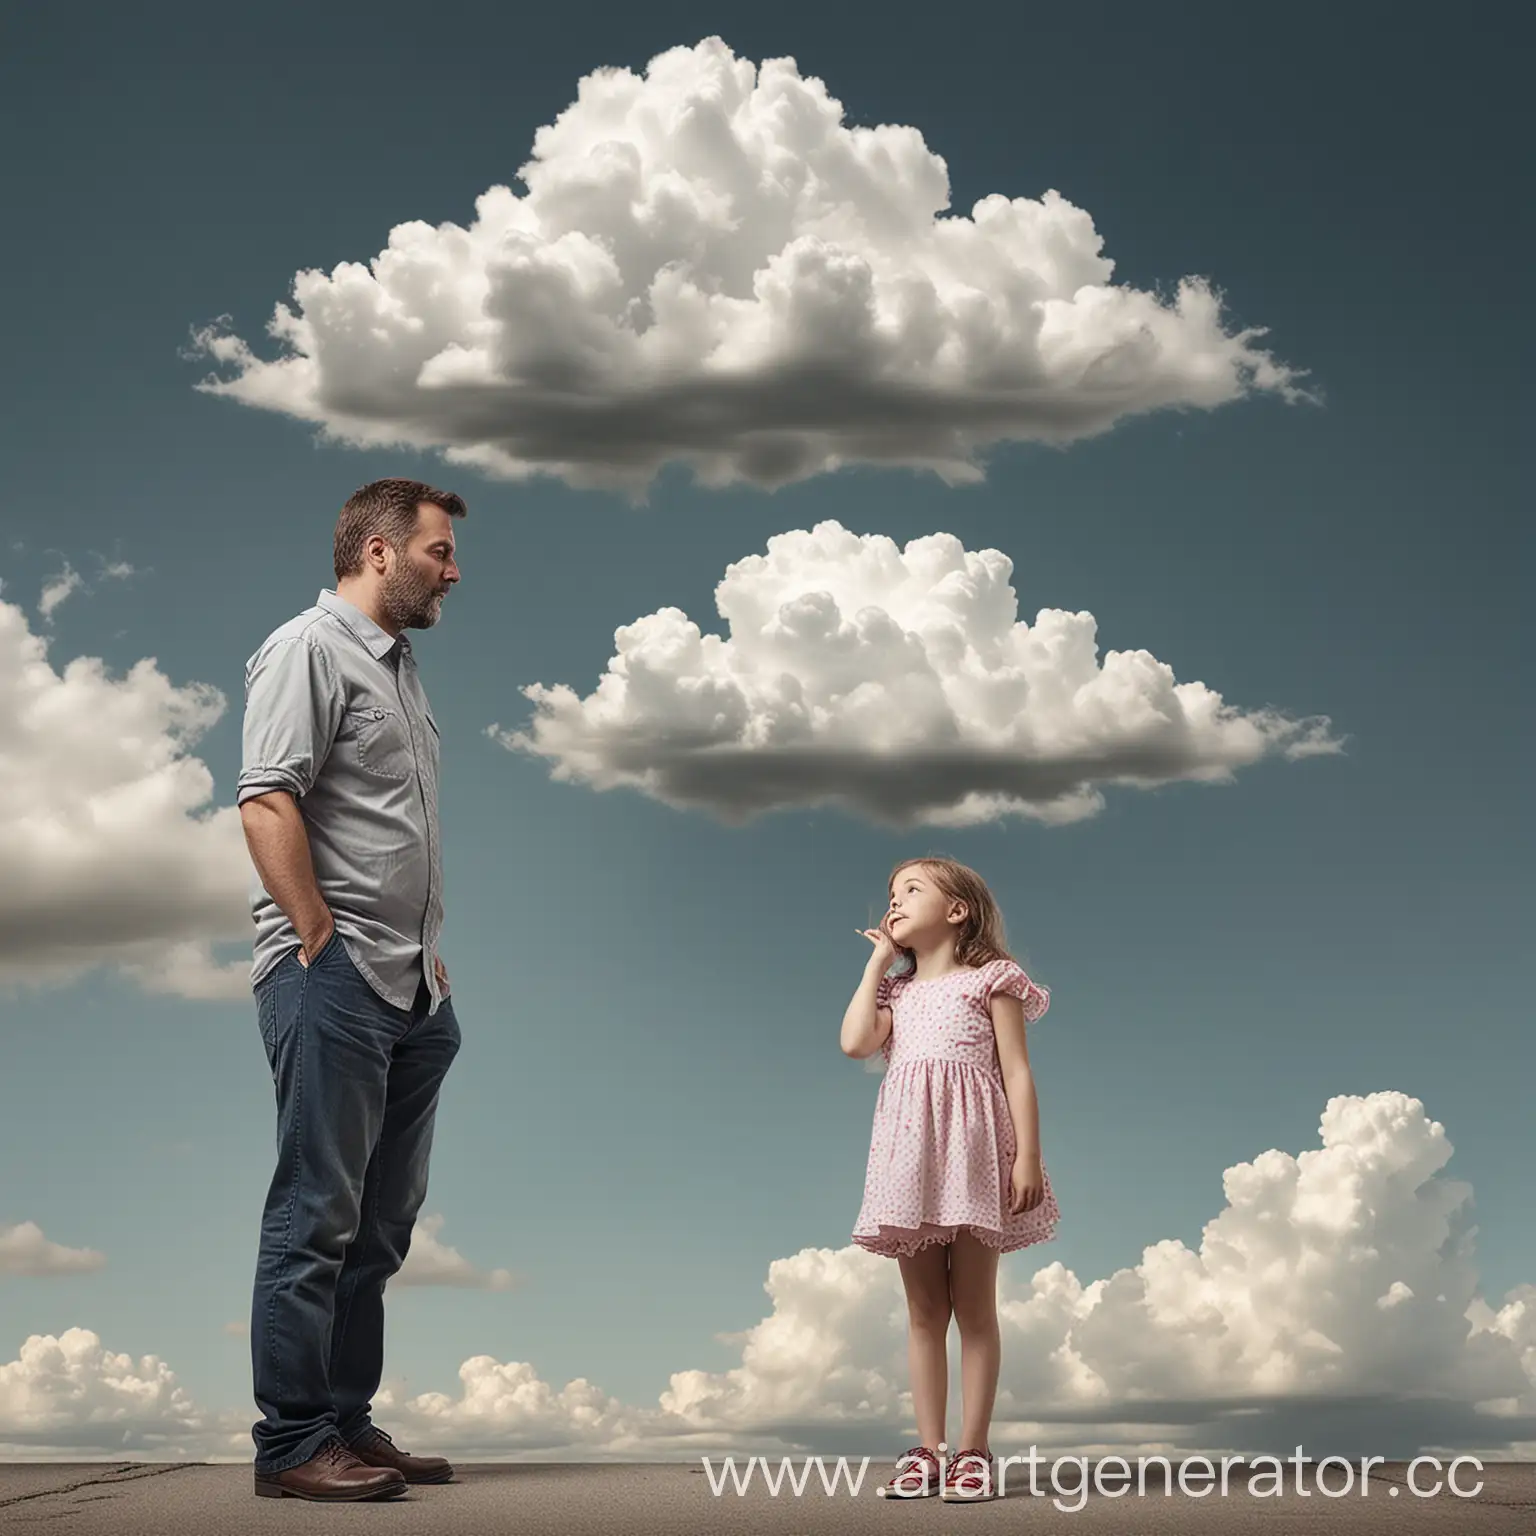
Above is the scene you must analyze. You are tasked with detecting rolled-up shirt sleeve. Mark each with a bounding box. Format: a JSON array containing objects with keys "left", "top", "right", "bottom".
[{"left": 236, "top": 637, "right": 345, "bottom": 806}]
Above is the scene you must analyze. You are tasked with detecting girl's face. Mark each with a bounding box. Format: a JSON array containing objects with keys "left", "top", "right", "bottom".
[{"left": 887, "top": 864, "right": 963, "bottom": 945}]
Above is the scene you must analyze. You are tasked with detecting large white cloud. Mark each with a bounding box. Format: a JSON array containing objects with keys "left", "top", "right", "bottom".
[
  {"left": 186, "top": 36, "right": 1311, "bottom": 497},
  {"left": 9, "top": 1094, "right": 1533, "bottom": 1460},
  {"left": 0, "top": 1222, "right": 105, "bottom": 1278},
  {"left": 491, "top": 521, "right": 1343, "bottom": 827},
  {"left": 0, "top": 586, "right": 250, "bottom": 998},
  {"left": 659, "top": 1094, "right": 1536, "bottom": 1457},
  {"left": 0, "top": 1328, "right": 244, "bottom": 1459}
]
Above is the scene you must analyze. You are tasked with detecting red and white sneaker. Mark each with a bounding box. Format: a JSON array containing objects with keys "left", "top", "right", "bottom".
[
  {"left": 874, "top": 1444, "right": 942, "bottom": 1498},
  {"left": 940, "top": 1445, "right": 998, "bottom": 1501}
]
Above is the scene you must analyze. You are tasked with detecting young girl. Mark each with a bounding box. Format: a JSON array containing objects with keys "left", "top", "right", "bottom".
[{"left": 841, "top": 855, "right": 1058, "bottom": 1503}]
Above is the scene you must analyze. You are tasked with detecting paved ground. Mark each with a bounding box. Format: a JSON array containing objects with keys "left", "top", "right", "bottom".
[{"left": 2, "top": 1460, "right": 1533, "bottom": 1533}]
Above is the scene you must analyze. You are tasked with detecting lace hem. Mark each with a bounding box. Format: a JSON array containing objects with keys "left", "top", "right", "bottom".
[{"left": 852, "top": 1217, "right": 1060, "bottom": 1259}]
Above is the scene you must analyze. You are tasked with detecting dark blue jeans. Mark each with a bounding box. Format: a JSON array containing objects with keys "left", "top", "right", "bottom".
[{"left": 250, "top": 929, "right": 460, "bottom": 1472}]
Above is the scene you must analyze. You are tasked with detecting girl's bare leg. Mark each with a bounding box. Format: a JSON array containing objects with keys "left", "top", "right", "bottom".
[
  {"left": 948, "top": 1230, "right": 1001, "bottom": 1451},
  {"left": 897, "top": 1243, "right": 952, "bottom": 1449}
]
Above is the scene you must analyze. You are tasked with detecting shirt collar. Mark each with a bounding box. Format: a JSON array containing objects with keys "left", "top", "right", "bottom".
[{"left": 316, "top": 589, "right": 411, "bottom": 660}]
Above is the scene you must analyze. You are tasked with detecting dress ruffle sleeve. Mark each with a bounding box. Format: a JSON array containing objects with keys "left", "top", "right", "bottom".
[
  {"left": 984, "top": 958, "right": 1050, "bottom": 1023},
  {"left": 873, "top": 969, "right": 906, "bottom": 1062}
]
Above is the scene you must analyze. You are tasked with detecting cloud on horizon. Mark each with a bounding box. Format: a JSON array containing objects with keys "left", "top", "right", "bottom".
[
  {"left": 0, "top": 1328, "right": 243, "bottom": 1459},
  {"left": 492, "top": 521, "right": 1343, "bottom": 827},
  {"left": 7, "top": 1094, "right": 1533, "bottom": 1462},
  {"left": 187, "top": 36, "right": 1312, "bottom": 498}
]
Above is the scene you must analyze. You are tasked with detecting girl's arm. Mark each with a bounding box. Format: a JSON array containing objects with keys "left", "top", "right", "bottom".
[
  {"left": 990, "top": 993, "right": 1041, "bottom": 1158},
  {"left": 841, "top": 962, "right": 894, "bottom": 1058}
]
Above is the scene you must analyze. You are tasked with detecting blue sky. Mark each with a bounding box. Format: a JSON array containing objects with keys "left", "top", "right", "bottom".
[{"left": 1, "top": 0, "right": 1531, "bottom": 1462}]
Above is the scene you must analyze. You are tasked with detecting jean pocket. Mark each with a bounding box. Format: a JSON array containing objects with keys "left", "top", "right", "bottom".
[
  {"left": 296, "top": 926, "right": 343, "bottom": 971},
  {"left": 349, "top": 707, "right": 413, "bottom": 780},
  {"left": 256, "top": 974, "right": 280, "bottom": 1053}
]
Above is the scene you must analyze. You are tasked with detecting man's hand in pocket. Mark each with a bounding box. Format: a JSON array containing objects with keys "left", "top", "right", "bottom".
[
  {"left": 297, "top": 918, "right": 336, "bottom": 969},
  {"left": 434, "top": 952, "right": 450, "bottom": 995}
]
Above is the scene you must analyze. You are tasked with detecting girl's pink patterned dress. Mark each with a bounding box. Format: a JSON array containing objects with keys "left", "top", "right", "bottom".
[{"left": 852, "top": 958, "right": 1060, "bottom": 1258}]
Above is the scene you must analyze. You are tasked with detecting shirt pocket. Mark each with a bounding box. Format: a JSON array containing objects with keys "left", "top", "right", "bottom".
[{"left": 347, "top": 706, "right": 414, "bottom": 781}]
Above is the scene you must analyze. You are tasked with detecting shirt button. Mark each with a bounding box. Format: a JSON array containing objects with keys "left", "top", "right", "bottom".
[{"left": 373, "top": 709, "right": 385, "bottom": 720}]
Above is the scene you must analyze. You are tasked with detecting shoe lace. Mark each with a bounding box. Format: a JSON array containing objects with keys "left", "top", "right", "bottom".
[
  {"left": 889, "top": 1445, "right": 938, "bottom": 1479},
  {"left": 945, "top": 1447, "right": 992, "bottom": 1483},
  {"left": 317, "top": 1437, "right": 364, "bottom": 1468}
]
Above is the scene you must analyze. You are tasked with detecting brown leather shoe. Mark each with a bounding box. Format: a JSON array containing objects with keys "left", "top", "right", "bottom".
[
  {"left": 347, "top": 1425, "right": 454, "bottom": 1484},
  {"left": 254, "top": 1436, "right": 407, "bottom": 1501}
]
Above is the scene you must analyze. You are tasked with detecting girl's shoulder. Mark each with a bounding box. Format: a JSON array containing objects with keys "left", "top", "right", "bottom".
[{"left": 977, "top": 955, "right": 1051, "bottom": 1022}]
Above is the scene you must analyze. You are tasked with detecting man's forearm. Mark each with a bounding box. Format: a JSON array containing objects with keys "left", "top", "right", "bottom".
[{"left": 239, "top": 791, "right": 333, "bottom": 951}]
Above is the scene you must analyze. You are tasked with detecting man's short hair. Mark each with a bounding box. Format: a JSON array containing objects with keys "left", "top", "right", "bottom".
[{"left": 334, "top": 478, "right": 467, "bottom": 580}]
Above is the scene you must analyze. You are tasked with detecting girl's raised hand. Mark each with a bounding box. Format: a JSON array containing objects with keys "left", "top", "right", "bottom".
[{"left": 856, "top": 917, "right": 901, "bottom": 970}]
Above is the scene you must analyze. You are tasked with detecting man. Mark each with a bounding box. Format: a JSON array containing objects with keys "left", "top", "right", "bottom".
[{"left": 237, "top": 478, "right": 465, "bottom": 1501}]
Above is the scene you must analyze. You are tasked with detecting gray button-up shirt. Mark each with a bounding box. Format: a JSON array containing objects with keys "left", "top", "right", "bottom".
[{"left": 236, "top": 589, "right": 445, "bottom": 1014}]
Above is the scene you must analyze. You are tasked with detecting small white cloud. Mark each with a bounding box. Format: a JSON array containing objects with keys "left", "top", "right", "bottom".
[
  {"left": 35, "top": 558, "right": 135, "bottom": 623},
  {"left": 492, "top": 520, "right": 1343, "bottom": 827},
  {"left": 187, "top": 36, "right": 1310, "bottom": 498},
  {"left": 392, "top": 1214, "right": 520, "bottom": 1291},
  {"left": 0, "top": 1222, "right": 105, "bottom": 1278},
  {"left": 38, "top": 564, "right": 82, "bottom": 621},
  {"left": 0, "top": 592, "right": 250, "bottom": 998}
]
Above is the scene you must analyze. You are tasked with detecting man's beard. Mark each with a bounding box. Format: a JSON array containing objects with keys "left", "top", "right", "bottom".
[{"left": 380, "top": 557, "right": 444, "bottom": 631}]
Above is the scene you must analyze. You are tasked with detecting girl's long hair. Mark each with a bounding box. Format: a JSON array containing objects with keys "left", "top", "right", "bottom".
[{"left": 885, "top": 854, "right": 1025, "bottom": 975}]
